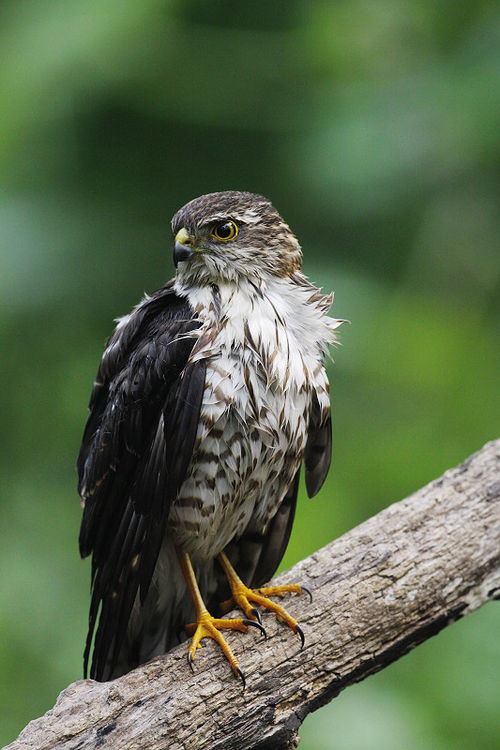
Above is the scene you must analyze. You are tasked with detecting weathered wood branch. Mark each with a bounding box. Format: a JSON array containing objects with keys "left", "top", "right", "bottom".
[{"left": 6, "top": 440, "right": 500, "bottom": 750}]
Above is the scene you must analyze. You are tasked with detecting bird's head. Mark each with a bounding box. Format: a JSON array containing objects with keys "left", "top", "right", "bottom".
[{"left": 171, "top": 191, "right": 302, "bottom": 285}]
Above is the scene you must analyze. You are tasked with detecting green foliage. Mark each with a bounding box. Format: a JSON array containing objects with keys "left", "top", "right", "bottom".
[{"left": 0, "top": 0, "right": 498, "bottom": 746}]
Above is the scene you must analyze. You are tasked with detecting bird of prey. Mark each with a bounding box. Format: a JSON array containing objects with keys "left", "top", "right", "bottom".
[{"left": 78, "top": 191, "right": 342, "bottom": 684}]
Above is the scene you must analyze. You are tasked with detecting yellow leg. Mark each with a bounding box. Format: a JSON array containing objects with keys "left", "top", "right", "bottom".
[
  {"left": 176, "top": 547, "right": 265, "bottom": 686},
  {"left": 217, "top": 552, "right": 310, "bottom": 648}
]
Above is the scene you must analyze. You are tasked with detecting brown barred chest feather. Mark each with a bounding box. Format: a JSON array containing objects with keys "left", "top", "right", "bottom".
[{"left": 168, "top": 276, "right": 336, "bottom": 561}]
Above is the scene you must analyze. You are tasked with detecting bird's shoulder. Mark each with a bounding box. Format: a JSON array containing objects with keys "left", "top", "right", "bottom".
[
  {"left": 97, "top": 281, "right": 199, "bottom": 384},
  {"left": 77, "top": 282, "right": 203, "bottom": 501}
]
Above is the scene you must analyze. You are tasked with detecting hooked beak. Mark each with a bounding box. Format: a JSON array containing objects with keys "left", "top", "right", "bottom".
[{"left": 173, "top": 228, "right": 196, "bottom": 267}]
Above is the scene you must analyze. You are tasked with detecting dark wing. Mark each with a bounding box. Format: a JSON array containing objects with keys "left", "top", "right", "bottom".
[
  {"left": 77, "top": 284, "right": 206, "bottom": 681},
  {"left": 304, "top": 392, "right": 332, "bottom": 498}
]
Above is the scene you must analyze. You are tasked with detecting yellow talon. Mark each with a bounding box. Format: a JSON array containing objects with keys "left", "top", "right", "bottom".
[
  {"left": 217, "top": 552, "right": 308, "bottom": 648},
  {"left": 186, "top": 612, "right": 248, "bottom": 673}
]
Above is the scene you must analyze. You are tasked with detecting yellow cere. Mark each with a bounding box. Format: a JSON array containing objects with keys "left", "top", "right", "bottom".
[{"left": 175, "top": 228, "right": 193, "bottom": 246}]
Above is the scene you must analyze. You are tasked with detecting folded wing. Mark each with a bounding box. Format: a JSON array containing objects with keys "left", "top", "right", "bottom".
[{"left": 77, "top": 284, "right": 206, "bottom": 680}]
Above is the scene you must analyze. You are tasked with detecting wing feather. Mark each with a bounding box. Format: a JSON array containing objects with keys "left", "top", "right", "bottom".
[
  {"left": 304, "top": 393, "right": 332, "bottom": 498},
  {"left": 77, "top": 284, "right": 205, "bottom": 680}
]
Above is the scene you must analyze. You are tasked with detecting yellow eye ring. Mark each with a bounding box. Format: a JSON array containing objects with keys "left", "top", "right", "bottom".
[{"left": 210, "top": 220, "right": 239, "bottom": 242}]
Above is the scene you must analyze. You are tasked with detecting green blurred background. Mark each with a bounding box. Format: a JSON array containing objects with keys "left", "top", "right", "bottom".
[{"left": 1, "top": 1, "right": 498, "bottom": 747}]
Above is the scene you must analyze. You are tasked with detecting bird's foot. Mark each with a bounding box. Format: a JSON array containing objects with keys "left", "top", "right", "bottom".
[
  {"left": 217, "top": 553, "right": 311, "bottom": 648},
  {"left": 219, "top": 583, "right": 309, "bottom": 647},
  {"left": 184, "top": 610, "right": 266, "bottom": 687}
]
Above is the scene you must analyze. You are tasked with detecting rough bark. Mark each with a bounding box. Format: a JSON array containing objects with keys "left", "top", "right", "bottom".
[{"left": 6, "top": 440, "right": 500, "bottom": 750}]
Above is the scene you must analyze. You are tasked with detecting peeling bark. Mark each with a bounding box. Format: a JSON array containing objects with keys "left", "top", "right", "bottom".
[{"left": 6, "top": 440, "right": 500, "bottom": 750}]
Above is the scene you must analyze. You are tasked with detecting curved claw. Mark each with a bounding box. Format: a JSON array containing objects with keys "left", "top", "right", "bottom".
[
  {"left": 236, "top": 666, "right": 246, "bottom": 690},
  {"left": 187, "top": 651, "right": 195, "bottom": 673},
  {"left": 300, "top": 584, "right": 313, "bottom": 603},
  {"left": 295, "top": 624, "right": 305, "bottom": 650},
  {"left": 243, "top": 618, "right": 268, "bottom": 639},
  {"left": 250, "top": 607, "right": 262, "bottom": 625}
]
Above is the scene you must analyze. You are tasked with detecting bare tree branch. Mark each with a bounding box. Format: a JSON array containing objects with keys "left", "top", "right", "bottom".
[{"left": 6, "top": 440, "right": 499, "bottom": 750}]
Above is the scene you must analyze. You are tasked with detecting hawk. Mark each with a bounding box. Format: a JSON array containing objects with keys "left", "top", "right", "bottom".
[{"left": 78, "top": 191, "right": 342, "bottom": 684}]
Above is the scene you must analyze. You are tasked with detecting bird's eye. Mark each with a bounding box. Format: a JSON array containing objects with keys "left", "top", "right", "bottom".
[{"left": 210, "top": 220, "right": 239, "bottom": 242}]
